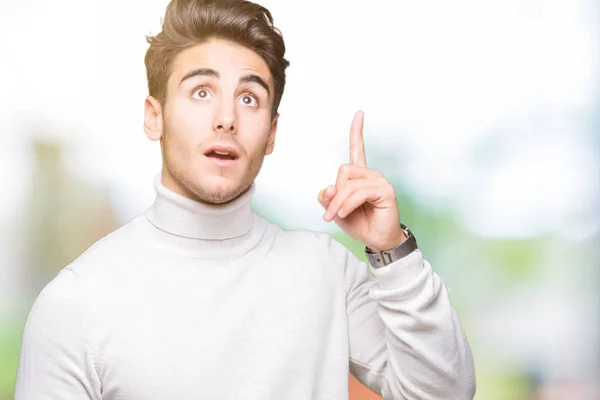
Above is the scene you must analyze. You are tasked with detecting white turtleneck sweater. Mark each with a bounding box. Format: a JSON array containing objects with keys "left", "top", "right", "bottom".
[{"left": 15, "top": 174, "right": 475, "bottom": 400}]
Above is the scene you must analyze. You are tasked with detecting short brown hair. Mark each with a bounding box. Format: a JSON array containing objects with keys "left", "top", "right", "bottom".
[{"left": 145, "top": 0, "right": 290, "bottom": 117}]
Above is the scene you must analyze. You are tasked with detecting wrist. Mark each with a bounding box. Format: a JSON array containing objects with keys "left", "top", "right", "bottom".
[
  {"left": 367, "top": 231, "right": 408, "bottom": 253},
  {"left": 365, "top": 224, "right": 418, "bottom": 268}
]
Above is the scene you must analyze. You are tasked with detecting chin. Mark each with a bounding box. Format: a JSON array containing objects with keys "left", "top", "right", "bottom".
[{"left": 189, "top": 177, "right": 248, "bottom": 205}]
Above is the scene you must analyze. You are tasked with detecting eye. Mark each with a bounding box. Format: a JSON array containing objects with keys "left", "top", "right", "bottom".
[
  {"left": 239, "top": 94, "right": 258, "bottom": 107},
  {"left": 192, "top": 87, "right": 212, "bottom": 100}
]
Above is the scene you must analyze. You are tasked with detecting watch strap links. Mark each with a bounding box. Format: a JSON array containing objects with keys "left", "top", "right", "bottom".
[{"left": 365, "top": 224, "right": 418, "bottom": 268}]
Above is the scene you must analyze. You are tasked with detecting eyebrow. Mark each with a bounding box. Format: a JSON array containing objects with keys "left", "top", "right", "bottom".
[
  {"left": 179, "top": 67, "right": 219, "bottom": 85},
  {"left": 179, "top": 67, "right": 270, "bottom": 97},
  {"left": 239, "top": 74, "right": 270, "bottom": 98}
]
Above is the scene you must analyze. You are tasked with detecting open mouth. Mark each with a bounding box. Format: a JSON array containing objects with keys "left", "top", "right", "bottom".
[
  {"left": 204, "top": 146, "right": 240, "bottom": 167},
  {"left": 206, "top": 150, "right": 237, "bottom": 160}
]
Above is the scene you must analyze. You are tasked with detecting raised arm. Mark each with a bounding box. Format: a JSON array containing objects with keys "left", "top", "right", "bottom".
[
  {"left": 327, "top": 236, "right": 475, "bottom": 399},
  {"left": 318, "top": 111, "right": 475, "bottom": 399}
]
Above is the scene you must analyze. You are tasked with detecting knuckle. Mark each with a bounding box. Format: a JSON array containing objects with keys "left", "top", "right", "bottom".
[
  {"left": 386, "top": 182, "right": 396, "bottom": 196},
  {"left": 338, "top": 163, "right": 352, "bottom": 175}
]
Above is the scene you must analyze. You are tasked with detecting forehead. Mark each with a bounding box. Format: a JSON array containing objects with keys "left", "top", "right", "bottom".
[{"left": 170, "top": 38, "right": 274, "bottom": 89}]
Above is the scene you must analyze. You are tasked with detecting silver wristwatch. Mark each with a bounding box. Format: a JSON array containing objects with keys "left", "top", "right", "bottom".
[{"left": 365, "top": 224, "right": 418, "bottom": 268}]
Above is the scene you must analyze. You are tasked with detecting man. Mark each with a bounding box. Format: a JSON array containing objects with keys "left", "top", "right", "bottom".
[{"left": 14, "top": 0, "right": 476, "bottom": 399}]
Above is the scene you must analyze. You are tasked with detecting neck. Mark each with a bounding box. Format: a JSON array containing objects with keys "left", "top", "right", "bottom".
[{"left": 143, "top": 173, "right": 265, "bottom": 259}]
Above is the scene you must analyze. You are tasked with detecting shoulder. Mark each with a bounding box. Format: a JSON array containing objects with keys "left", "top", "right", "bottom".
[
  {"left": 258, "top": 216, "right": 320, "bottom": 244},
  {"left": 60, "top": 214, "right": 146, "bottom": 279},
  {"left": 257, "top": 215, "right": 354, "bottom": 261},
  {"left": 22, "top": 268, "right": 87, "bottom": 348},
  {"left": 24, "top": 216, "right": 147, "bottom": 331},
  {"left": 29, "top": 268, "right": 82, "bottom": 315}
]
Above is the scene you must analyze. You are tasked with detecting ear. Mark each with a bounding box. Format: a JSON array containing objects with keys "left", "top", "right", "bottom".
[
  {"left": 144, "top": 96, "right": 163, "bottom": 141},
  {"left": 265, "top": 113, "right": 279, "bottom": 155}
]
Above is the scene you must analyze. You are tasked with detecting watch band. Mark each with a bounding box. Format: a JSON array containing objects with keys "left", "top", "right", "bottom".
[{"left": 365, "top": 224, "right": 418, "bottom": 268}]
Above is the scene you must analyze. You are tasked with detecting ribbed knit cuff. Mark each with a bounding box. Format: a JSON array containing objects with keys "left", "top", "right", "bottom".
[{"left": 368, "top": 250, "right": 425, "bottom": 289}]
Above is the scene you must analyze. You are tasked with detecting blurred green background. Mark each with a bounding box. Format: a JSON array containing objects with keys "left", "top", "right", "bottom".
[{"left": 1, "top": 0, "right": 598, "bottom": 399}]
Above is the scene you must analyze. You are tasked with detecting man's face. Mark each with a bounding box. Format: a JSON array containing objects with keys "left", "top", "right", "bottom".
[{"left": 145, "top": 38, "right": 278, "bottom": 204}]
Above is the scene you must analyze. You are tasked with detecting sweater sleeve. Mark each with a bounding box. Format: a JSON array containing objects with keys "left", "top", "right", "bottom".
[
  {"left": 14, "top": 268, "right": 102, "bottom": 400},
  {"left": 326, "top": 237, "right": 476, "bottom": 400}
]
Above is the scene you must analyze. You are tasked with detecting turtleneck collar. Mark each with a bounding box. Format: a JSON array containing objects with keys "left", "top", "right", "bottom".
[{"left": 142, "top": 173, "right": 267, "bottom": 259}]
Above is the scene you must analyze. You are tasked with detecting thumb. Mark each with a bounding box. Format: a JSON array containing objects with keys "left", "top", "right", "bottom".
[{"left": 317, "top": 185, "right": 336, "bottom": 209}]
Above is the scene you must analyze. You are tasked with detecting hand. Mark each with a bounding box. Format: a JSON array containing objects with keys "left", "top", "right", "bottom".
[{"left": 317, "top": 111, "right": 406, "bottom": 252}]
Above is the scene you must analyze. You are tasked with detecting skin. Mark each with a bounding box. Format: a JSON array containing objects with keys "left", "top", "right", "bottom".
[
  {"left": 317, "top": 111, "right": 407, "bottom": 252},
  {"left": 144, "top": 38, "right": 405, "bottom": 252},
  {"left": 144, "top": 38, "right": 279, "bottom": 205}
]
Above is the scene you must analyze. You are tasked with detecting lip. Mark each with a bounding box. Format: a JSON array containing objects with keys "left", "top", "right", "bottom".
[
  {"left": 207, "top": 157, "right": 238, "bottom": 168},
  {"left": 204, "top": 144, "right": 240, "bottom": 168}
]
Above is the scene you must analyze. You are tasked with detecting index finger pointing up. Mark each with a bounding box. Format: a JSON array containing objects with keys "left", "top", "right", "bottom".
[{"left": 350, "top": 110, "right": 367, "bottom": 167}]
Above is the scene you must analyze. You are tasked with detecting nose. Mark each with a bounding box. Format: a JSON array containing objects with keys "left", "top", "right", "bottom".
[{"left": 213, "top": 99, "right": 236, "bottom": 134}]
